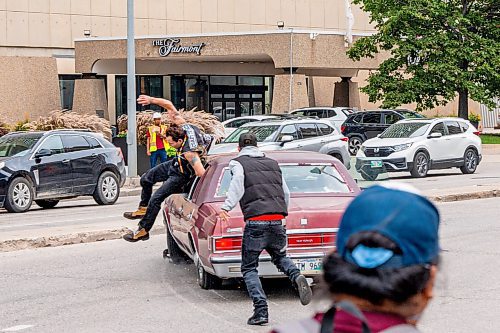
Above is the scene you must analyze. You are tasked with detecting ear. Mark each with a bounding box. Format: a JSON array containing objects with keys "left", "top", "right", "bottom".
[{"left": 422, "top": 265, "right": 437, "bottom": 299}]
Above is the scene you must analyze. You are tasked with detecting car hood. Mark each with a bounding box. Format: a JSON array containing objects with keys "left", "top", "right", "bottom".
[
  {"left": 363, "top": 137, "right": 419, "bottom": 147},
  {"left": 209, "top": 142, "right": 280, "bottom": 154},
  {"left": 0, "top": 156, "right": 15, "bottom": 163}
]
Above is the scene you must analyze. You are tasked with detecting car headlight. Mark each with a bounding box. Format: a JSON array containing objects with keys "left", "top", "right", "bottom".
[{"left": 392, "top": 143, "right": 413, "bottom": 152}]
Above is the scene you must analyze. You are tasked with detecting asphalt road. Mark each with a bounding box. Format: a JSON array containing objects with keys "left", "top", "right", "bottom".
[{"left": 1, "top": 198, "right": 500, "bottom": 332}]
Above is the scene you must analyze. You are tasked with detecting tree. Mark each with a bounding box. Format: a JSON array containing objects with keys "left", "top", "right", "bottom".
[{"left": 347, "top": 0, "right": 500, "bottom": 119}]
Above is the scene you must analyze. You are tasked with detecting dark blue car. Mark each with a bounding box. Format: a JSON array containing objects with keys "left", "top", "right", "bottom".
[{"left": 0, "top": 130, "right": 126, "bottom": 213}]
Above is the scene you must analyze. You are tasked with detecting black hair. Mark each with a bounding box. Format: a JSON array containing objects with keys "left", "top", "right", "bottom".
[
  {"left": 165, "top": 125, "right": 185, "bottom": 142},
  {"left": 323, "top": 231, "right": 433, "bottom": 305}
]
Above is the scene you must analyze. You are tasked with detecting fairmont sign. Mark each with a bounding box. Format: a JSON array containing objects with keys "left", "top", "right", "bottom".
[{"left": 152, "top": 38, "right": 206, "bottom": 57}]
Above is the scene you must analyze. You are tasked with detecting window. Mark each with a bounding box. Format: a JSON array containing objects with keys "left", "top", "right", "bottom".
[
  {"left": 297, "top": 124, "right": 319, "bottom": 139},
  {"left": 227, "top": 119, "right": 253, "bottom": 128},
  {"left": 327, "top": 110, "right": 338, "bottom": 118},
  {"left": 0, "top": 134, "right": 42, "bottom": 158},
  {"left": 362, "top": 113, "right": 382, "bottom": 124},
  {"left": 238, "top": 76, "right": 264, "bottom": 85},
  {"left": 224, "top": 125, "right": 280, "bottom": 143},
  {"left": 85, "top": 136, "right": 102, "bottom": 149},
  {"left": 350, "top": 113, "right": 363, "bottom": 124},
  {"left": 292, "top": 110, "right": 305, "bottom": 116},
  {"left": 62, "top": 135, "right": 91, "bottom": 152},
  {"left": 384, "top": 112, "right": 403, "bottom": 125},
  {"left": 317, "top": 123, "right": 335, "bottom": 136},
  {"left": 307, "top": 110, "right": 325, "bottom": 118},
  {"left": 277, "top": 125, "right": 300, "bottom": 140},
  {"left": 460, "top": 122, "right": 469, "bottom": 132},
  {"left": 39, "top": 135, "right": 64, "bottom": 155},
  {"left": 446, "top": 121, "right": 462, "bottom": 135},
  {"left": 430, "top": 122, "right": 446, "bottom": 136},
  {"left": 210, "top": 76, "right": 237, "bottom": 85},
  {"left": 380, "top": 123, "right": 430, "bottom": 138}
]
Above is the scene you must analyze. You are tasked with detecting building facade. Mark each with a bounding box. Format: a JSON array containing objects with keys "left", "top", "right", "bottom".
[{"left": 0, "top": 0, "right": 480, "bottom": 125}]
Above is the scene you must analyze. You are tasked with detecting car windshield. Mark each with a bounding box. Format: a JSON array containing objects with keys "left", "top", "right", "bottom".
[
  {"left": 216, "top": 164, "right": 350, "bottom": 196},
  {"left": 398, "top": 111, "right": 425, "bottom": 119},
  {"left": 223, "top": 125, "right": 280, "bottom": 143},
  {"left": 0, "top": 134, "right": 42, "bottom": 157},
  {"left": 380, "top": 123, "right": 430, "bottom": 138}
]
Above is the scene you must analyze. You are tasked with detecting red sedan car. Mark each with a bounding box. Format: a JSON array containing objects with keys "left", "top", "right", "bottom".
[{"left": 163, "top": 151, "right": 360, "bottom": 289}]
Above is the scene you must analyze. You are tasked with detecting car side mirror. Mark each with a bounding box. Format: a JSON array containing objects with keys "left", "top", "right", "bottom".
[
  {"left": 376, "top": 134, "right": 381, "bottom": 138},
  {"left": 280, "top": 135, "right": 294, "bottom": 146},
  {"left": 35, "top": 149, "right": 52, "bottom": 159},
  {"left": 428, "top": 132, "right": 443, "bottom": 139}
]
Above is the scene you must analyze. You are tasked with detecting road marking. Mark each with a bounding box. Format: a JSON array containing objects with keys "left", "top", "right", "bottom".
[{"left": 1, "top": 325, "right": 34, "bottom": 332}]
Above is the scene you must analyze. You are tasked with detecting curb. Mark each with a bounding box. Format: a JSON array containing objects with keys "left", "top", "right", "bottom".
[
  {"left": 429, "top": 189, "right": 499, "bottom": 203},
  {"left": 0, "top": 226, "right": 165, "bottom": 253}
]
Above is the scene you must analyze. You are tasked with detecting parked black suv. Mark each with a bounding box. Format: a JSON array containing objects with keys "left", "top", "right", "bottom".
[
  {"left": 0, "top": 130, "right": 126, "bottom": 213},
  {"left": 341, "top": 109, "right": 425, "bottom": 155}
]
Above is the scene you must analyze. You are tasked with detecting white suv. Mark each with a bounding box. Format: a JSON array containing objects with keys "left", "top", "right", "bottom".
[
  {"left": 355, "top": 118, "right": 482, "bottom": 180},
  {"left": 290, "top": 107, "right": 355, "bottom": 130}
]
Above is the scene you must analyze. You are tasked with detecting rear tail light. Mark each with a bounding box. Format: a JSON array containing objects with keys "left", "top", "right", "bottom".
[
  {"left": 341, "top": 126, "right": 346, "bottom": 133},
  {"left": 473, "top": 131, "right": 481, "bottom": 136},
  {"left": 214, "top": 237, "right": 242, "bottom": 251},
  {"left": 116, "top": 147, "right": 124, "bottom": 160},
  {"left": 340, "top": 137, "right": 348, "bottom": 142},
  {"left": 288, "top": 233, "right": 336, "bottom": 248}
]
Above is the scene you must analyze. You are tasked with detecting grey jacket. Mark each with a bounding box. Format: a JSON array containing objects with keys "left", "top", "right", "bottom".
[{"left": 221, "top": 146, "right": 290, "bottom": 212}]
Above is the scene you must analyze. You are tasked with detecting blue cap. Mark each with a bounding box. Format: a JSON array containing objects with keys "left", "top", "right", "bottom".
[{"left": 336, "top": 185, "right": 440, "bottom": 269}]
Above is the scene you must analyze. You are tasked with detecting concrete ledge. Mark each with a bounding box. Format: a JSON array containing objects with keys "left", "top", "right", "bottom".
[{"left": 430, "top": 189, "right": 499, "bottom": 203}]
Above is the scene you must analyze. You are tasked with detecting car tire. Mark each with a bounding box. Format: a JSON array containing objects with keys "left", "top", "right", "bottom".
[
  {"left": 348, "top": 136, "right": 363, "bottom": 155},
  {"left": 35, "top": 199, "right": 59, "bottom": 209},
  {"left": 4, "top": 177, "right": 34, "bottom": 213},
  {"left": 166, "top": 225, "right": 188, "bottom": 264},
  {"left": 329, "top": 153, "right": 343, "bottom": 164},
  {"left": 197, "top": 258, "right": 222, "bottom": 290},
  {"left": 410, "top": 152, "right": 430, "bottom": 178},
  {"left": 460, "top": 148, "right": 479, "bottom": 174},
  {"left": 93, "top": 171, "right": 120, "bottom": 205},
  {"left": 360, "top": 169, "right": 379, "bottom": 181}
]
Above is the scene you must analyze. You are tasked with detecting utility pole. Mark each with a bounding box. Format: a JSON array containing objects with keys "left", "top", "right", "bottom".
[
  {"left": 126, "top": 0, "right": 137, "bottom": 177},
  {"left": 289, "top": 27, "right": 294, "bottom": 112}
]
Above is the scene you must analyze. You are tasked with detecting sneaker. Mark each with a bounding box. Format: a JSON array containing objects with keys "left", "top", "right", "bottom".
[
  {"left": 123, "top": 206, "right": 147, "bottom": 220},
  {"left": 247, "top": 308, "right": 268, "bottom": 326},
  {"left": 294, "top": 275, "right": 313, "bottom": 306},
  {"left": 123, "top": 227, "right": 150, "bottom": 242}
]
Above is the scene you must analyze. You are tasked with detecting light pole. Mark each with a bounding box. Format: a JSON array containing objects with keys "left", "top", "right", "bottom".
[
  {"left": 289, "top": 27, "right": 294, "bottom": 112},
  {"left": 126, "top": 0, "right": 137, "bottom": 177}
]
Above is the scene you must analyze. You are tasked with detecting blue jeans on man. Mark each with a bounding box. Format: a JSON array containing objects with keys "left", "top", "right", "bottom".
[
  {"left": 240, "top": 222, "right": 301, "bottom": 312},
  {"left": 149, "top": 148, "right": 168, "bottom": 168}
]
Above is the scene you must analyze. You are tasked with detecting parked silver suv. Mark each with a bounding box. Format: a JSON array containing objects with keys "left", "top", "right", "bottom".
[{"left": 209, "top": 118, "right": 351, "bottom": 168}]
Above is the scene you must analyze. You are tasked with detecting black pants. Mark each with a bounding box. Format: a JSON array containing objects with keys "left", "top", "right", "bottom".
[
  {"left": 241, "top": 222, "right": 301, "bottom": 310},
  {"left": 138, "top": 160, "right": 190, "bottom": 232}
]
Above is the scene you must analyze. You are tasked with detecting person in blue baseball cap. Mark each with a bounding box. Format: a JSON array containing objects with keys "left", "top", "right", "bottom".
[{"left": 272, "top": 184, "right": 440, "bottom": 333}]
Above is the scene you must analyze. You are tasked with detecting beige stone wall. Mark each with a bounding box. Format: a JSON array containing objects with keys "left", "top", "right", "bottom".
[
  {"left": 72, "top": 78, "right": 108, "bottom": 119},
  {"left": 0, "top": 56, "right": 60, "bottom": 124},
  {"left": 272, "top": 73, "right": 309, "bottom": 113},
  {"left": 0, "top": 1, "right": 374, "bottom": 49},
  {"left": 312, "top": 77, "right": 335, "bottom": 106}
]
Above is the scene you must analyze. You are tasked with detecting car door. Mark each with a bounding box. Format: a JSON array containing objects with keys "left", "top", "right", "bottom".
[
  {"left": 295, "top": 123, "right": 324, "bottom": 151},
  {"left": 61, "top": 135, "right": 99, "bottom": 195},
  {"left": 444, "top": 120, "right": 468, "bottom": 160},
  {"left": 426, "top": 122, "right": 453, "bottom": 161},
  {"left": 275, "top": 124, "right": 301, "bottom": 150},
  {"left": 31, "top": 135, "right": 73, "bottom": 197},
  {"left": 361, "top": 112, "right": 384, "bottom": 139},
  {"left": 384, "top": 112, "right": 403, "bottom": 127}
]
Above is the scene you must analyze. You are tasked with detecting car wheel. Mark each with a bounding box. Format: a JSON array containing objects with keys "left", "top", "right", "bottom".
[
  {"left": 329, "top": 153, "right": 343, "bottom": 164},
  {"left": 460, "top": 149, "right": 479, "bottom": 174},
  {"left": 4, "top": 177, "right": 34, "bottom": 213},
  {"left": 166, "top": 225, "right": 189, "bottom": 264},
  {"left": 348, "top": 137, "right": 363, "bottom": 155},
  {"left": 197, "top": 258, "right": 222, "bottom": 290},
  {"left": 35, "top": 199, "right": 59, "bottom": 209},
  {"left": 360, "top": 169, "right": 379, "bottom": 181},
  {"left": 93, "top": 171, "right": 120, "bottom": 205},
  {"left": 411, "top": 152, "right": 429, "bottom": 178}
]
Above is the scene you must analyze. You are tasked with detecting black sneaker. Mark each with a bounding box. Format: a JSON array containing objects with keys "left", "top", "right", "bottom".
[
  {"left": 247, "top": 308, "right": 268, "bottom": 326},
  {"left": 123, "top": 227, "right": 150, "bottom": 242},
  {"left": 294, "top": 275, "right": 313, "bottom": 305}
]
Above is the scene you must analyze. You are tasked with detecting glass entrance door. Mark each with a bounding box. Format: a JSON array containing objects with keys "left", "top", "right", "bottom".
[{"left": 210, "top": 89, "right": 265, "bottom": 121}]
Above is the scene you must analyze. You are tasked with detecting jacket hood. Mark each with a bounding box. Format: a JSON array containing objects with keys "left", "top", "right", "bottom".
[{"left": 238, "top": 146, "right": 265, "bottom": 158}]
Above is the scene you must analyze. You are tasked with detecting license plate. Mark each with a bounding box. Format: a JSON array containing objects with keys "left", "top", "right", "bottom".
[
  {"left": 293, "top": 259, "right": 322, "bottom": 274},
  {"left": 370, "top": 161, "right": 383, "bottom": 168}
]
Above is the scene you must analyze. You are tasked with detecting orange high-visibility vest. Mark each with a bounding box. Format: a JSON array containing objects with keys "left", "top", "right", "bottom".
[{"left": 148, "top": 125, "right": 169, "bottom": 152}]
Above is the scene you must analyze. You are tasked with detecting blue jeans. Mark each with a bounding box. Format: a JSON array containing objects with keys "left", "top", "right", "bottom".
[
  {"left": 150, "top": 149, "right": 168, "bottom": 168},
  {"left": 241, "top": 222, "right": 300, "bottom": 310}
]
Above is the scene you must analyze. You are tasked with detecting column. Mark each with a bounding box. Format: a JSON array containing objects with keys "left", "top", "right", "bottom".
[
  {"left": 72, "top": 77, "right": 109, "bottom": 120},
  {"left": 271, "top": 73, "right": 309, "bottom": 113}
]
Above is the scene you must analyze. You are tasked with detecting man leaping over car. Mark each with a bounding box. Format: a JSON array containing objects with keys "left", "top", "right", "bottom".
[{"left": 123, "top": 95, "right": 212, "bottom": 242}]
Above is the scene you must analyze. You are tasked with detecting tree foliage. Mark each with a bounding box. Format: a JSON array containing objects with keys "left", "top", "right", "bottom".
[{"left": 347, "top": 0, "right": 500, "bottom": 118}]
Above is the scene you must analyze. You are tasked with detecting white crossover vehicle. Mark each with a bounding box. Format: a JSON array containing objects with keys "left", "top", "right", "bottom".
[
  {"left": 290, "top": 107, "right": 355, "bottom": 130},
  {"left": 355, "top": 118, "right": 482, "bottom": 180},
  {"left": 222, "top": 115, "right": 279, "bottom": 137}
]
